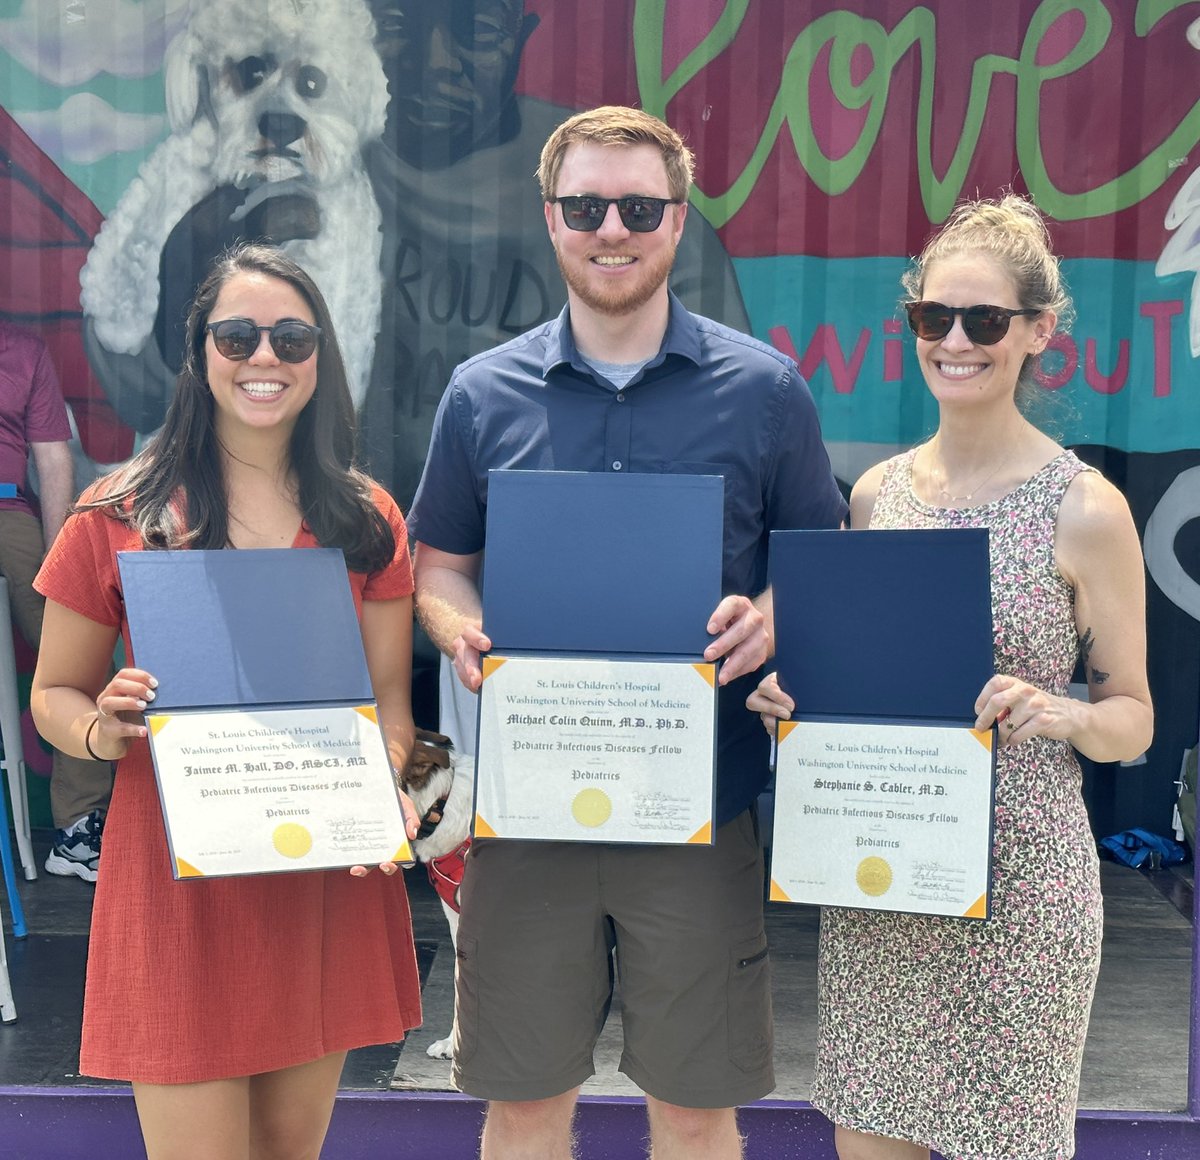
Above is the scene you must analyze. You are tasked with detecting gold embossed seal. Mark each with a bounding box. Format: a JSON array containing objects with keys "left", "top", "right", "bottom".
[{"left": 856, "top": 855, "right": 893, "bottom": 897}]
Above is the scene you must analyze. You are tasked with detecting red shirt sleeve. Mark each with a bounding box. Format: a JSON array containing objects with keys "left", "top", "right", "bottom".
[
  {"left": 25, "top": 341, "right": 73, "bottom": 444},
  {"left": 361, "top": 484, "right": 414, "bottom": 602},
  {"left": 34, "top": 506, "right": 127, "bottom": 627}
]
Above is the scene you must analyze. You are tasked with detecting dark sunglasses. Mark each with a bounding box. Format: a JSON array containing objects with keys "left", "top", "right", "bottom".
[
  {"left": 205, "top": 318, "right": 322, "bottom": 363},
  {"left": 551, "top": 195, "right": 680, "bottom": 233},
  {"left": 905, "top": 301, "right": 1042, "bottom": 346}
]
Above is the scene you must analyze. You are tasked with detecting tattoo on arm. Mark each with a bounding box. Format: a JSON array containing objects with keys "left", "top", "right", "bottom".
[{"left": 1079, "top": 627, "right": 1110, "bottom": 685}]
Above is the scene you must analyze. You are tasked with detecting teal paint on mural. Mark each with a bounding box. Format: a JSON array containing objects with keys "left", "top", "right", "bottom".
[
  {"left": 0, "top": 2, "right": 173, "bottom": 216},
  {"left": 0, "top": 43, "right": 169, "bottom": 214},
  {"left": 733, "top": 256, "right": 1200, "bottom": 454}
]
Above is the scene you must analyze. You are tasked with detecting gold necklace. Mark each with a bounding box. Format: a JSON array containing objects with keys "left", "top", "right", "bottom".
[{"left": 931, "top": 447, "right": 1014, "bottom": 504}]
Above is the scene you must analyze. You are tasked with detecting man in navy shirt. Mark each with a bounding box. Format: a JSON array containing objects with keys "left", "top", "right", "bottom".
[{"left": 409, "top": 106, "right": 846, "bottom": 1159}]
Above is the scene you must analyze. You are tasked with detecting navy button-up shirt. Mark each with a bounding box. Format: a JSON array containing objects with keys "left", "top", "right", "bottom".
[{"left": 410, "top": 294, "right": 847, "bottom": 823}]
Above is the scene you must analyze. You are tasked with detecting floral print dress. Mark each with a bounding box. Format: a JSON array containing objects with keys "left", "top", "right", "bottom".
[{"left": 810, "top": 449, "right": 1102, "bottom": 1160}]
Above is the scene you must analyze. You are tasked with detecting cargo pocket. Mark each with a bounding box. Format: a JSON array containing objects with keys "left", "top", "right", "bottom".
[
  {"left": 452, "top": 935, "right": 479, "bottom": 1065},
  {"left": 728, "top": 934, "right": 772, "bottom": 1073}
]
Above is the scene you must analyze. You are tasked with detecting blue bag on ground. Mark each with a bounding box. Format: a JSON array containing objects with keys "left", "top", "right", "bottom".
[{"left": 1098, "top": 828, "right": 1188, "bottom": 869}]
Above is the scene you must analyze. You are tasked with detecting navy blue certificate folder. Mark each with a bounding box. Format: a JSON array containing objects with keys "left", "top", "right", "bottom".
[
  {"left": 117, "top": 548, "right": 372, "bottom": 710},
  {"left": 769, "top": 529, "right": 993, "bottom": 721},
  {"left": 768, "top": 529, "right": 995, "bottom": 918},
  {"left": 481, "top": 470, "right": 724, "bottom": 656}
]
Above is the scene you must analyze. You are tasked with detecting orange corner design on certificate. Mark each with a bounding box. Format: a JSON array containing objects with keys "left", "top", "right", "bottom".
[
  {"left": 355, "top": 704, "right": 379, "bottom": 724},
  {"left": 392, "top": 840, "right": 414, "bottom": 863},
  {"left": 687, "top": 821, "right": 713, "bottom": 845},
  {"left": 148, "top": 714, "right": 171, "bottom": 737},
  {"left": 777, "top": 720, "right": 799, "bottom": 743},
  {"left": 768, "top": 879, "right": 792, "bottom": 902},
  {"left": 176, "top": 858, "right": 204, "bottom": 878},
  {"left": 482, "top": 656, "right": 507, "bottom": 680},
  {"left": 970, "top": 728, "right": 993, "bottom": 751},
  {"left": 963, "top": 893, "right": 988, "bottom": 919},
  {"left": 474, "top": 814, "right": 498, "bottom": 838},
  {"left": 691, "top": 663, "right": 716, "bottom": 688}
]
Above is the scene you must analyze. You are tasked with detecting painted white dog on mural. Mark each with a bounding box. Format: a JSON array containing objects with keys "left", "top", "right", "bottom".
[
  {"left": 1156, "top": 20, "right": 1200, "bottom": 357},
  {"left": 81, "top": 0, "right": 387, "bottom": 406}
]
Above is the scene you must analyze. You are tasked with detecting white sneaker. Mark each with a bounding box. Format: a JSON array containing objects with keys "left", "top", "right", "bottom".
[{"left": 44, "top": 810, "right": 103, "bottom": 883}]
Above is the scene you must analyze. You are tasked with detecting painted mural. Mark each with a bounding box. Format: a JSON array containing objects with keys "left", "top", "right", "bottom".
[{"left": 1, "top": 0, "right": 1199, "bottom": 833}]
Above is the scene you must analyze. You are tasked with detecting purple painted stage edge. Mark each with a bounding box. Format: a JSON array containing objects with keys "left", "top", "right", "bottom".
[{"left": 2, "top": 1091, "right": 1200, "bottom": 1159}]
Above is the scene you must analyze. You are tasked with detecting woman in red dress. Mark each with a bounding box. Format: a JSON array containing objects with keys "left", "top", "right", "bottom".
[{"left": 31, "top": 243, "right": 422, "bottom": 1159}]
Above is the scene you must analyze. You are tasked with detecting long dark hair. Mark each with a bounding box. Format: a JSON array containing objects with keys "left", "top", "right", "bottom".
[{"left": 81, "top": 243, "right": 395, "bottom": 573}]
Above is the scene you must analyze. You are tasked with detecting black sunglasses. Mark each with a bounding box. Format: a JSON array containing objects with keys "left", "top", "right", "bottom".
[
  {"left": 905, "top": 301, "right": 1042, "bottom": 346},
  {"left": 205, "top": 318, "right": 322, "bottom": 363},
  {"left": 551, "top": 195, "right": 680, "bottom": 233}
]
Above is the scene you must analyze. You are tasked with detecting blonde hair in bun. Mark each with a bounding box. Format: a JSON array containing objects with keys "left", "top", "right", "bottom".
[{"left": 903, "top": 193, "right": 1073, "bottom": 399}]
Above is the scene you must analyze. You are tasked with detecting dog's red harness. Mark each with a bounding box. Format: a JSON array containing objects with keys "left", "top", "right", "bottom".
[
  {"left": 427, "top": 838, "right": 471, "bottom": 913},
  {"left": 411, "top": 747, "right": 472, "bottom": 913}
]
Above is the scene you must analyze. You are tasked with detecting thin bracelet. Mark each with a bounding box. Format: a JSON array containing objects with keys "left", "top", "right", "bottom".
[{"left": 84, "top": 714, "right": 108, "bottom": 762}]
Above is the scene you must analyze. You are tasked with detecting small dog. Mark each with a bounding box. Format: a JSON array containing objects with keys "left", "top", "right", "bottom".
[{"left": 401, "top": 729, "right": 474, "bottom": 1060}]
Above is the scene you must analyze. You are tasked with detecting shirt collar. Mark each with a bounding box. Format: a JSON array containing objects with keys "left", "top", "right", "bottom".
[{"left": 542, "top": 292, "right": 703, "bottom": 379}]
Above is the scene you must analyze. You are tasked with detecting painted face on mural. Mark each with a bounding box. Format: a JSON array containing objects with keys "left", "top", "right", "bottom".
[
  {"left": 371, "top": 0, "right": 534, "bottom": 166},
  {"left": 915, "top": 252, "right": 1053, "bottom": 410},
  {"left": 204, "top": 272, "right": 318, "bottom": 440},
  {"left": 545, "top": 143, "right": 687, "bottom": 319}
]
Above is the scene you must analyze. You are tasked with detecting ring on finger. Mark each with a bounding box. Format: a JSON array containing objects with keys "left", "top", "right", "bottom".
[{"left": 1006, "top": 719, "right": 1017, "bottom": 732}]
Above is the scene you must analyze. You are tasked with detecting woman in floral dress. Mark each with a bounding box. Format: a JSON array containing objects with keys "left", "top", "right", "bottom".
[{"left": 750, "top": 195, "right": 1153, "bottom": 1160}]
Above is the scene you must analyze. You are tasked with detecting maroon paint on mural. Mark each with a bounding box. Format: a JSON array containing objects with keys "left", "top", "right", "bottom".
[
  {"left": 517, "top": 0, "right": 1197, "bottom": 262},
  {"left": 0, "top": 107, "right": 134, "bottom": 462}
]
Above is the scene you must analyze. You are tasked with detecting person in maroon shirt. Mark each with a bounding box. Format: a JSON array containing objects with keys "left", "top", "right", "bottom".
[{"left": 0, "top": 321, "right": 111, "bottom": 881}]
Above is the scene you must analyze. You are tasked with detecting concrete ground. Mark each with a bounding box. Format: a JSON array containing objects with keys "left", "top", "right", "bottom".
[
  {"left": 1, "top": 834, "right": 1191, "bottom": 1114},
  {"left": 393, "top": 859, "right": 1195, "bottom": 1112}
]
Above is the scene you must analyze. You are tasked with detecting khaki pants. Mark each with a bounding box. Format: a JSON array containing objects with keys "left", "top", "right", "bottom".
[
  {"left": 0, "top": 508, "right": 112, "bottom": 829},
  {"left": 452, "top": 809, "right": 774, "bottom": 1107}
]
